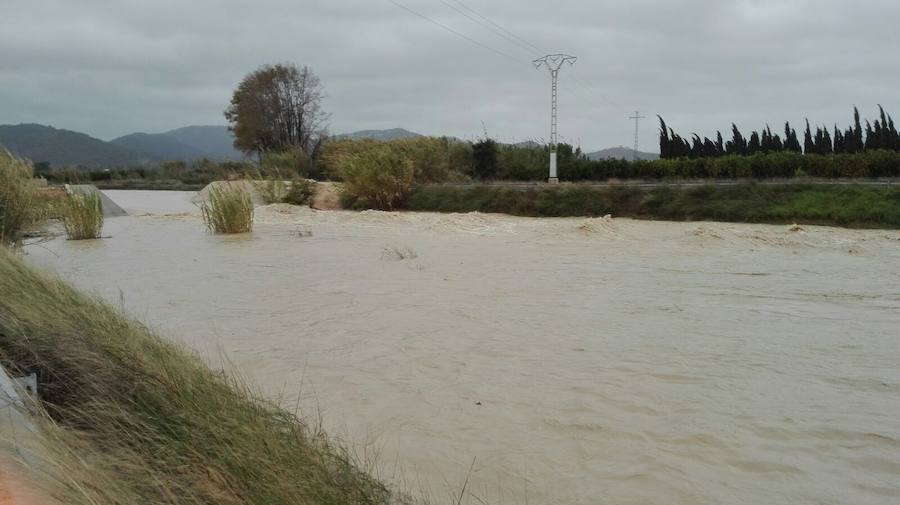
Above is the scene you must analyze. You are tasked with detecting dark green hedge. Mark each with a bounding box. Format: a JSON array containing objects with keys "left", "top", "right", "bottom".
[{"left": 530, "top": 150, "right": 900, "bottom": 182}]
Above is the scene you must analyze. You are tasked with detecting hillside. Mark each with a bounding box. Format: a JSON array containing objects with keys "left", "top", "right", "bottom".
[
  {"left": 163, "top": 125, "right": 245, "bottom": 160},
  {"left": 0, "top": 123, "right": 660, "bottom": 167},
  {"left": 335, "top": 128, "right": 422, "bottom": 141},
  {"left": 110, "top": 126, "right": 244, "bottom": 162},
  {"left": 0, "top": 124, "right": 153, "bottom": 167},
  {"left": 587, "top": 146, "right": 659, "bottom": 161},
  {"left": 110, "top": 132, "right": 204, "bottom": 161}
]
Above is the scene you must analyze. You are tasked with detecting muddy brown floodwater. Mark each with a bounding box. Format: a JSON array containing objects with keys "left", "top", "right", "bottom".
[{"left": 25, "top": 190, "right": 900, "bottom": 505}]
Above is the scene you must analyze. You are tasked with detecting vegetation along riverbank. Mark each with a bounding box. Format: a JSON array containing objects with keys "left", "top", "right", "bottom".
[
  {"left": 0, "top": 249, "right": 408, "bottom": 505},
  {"left": 405, "top": 183, "right": 900, "bottom": 229}
]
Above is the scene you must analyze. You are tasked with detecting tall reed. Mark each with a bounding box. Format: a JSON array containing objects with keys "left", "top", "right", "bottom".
[
  {"left": 0, "top": 148, "right": 40, "bottom": 245},
  {"left": 61, "top": 192, "right": 104, "bottom": 240},
  {"left": 200, "top": 183, "right": 254, "bottom": 233}
]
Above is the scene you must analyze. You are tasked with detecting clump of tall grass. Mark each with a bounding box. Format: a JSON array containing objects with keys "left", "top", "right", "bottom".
[
  {"left": 200, "top": 183, "right": 254, "bottom": 233},
  {"left": 253, "top": 172, "right": 317, "bottom": 206},
  {"left": 254, "top": 176, "right": 289, "bottom": 204},
  {"left": 61, "top": 192, "right": 104, "bottom": 240},
  {"left": 0, "top": 148, "right": 42, "bottom": 245},
  {"left": 0, "top": 249, "right": 410, "bottom": 505}
]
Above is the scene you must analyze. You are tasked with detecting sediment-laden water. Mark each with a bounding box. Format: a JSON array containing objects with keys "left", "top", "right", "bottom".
[{"left": 25, "top": 190, "right": 900, "bottom": 504}]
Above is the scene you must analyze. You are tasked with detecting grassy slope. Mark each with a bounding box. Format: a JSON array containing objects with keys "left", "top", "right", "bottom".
[
  {"left": 0, "top": 249, "right": 406, "bottom": 505},
  {"left": 406, "top": 183, "right": 900, "bottom": 228}
]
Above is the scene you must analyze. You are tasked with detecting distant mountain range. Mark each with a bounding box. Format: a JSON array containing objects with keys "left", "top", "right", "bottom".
[
  {"left": 0, "top": 124, "right": 245, "bottom": 167},
  {"left": 334, "top": 128, "right": 422, "bottom": 142},
  {"left": 0, "top": 123, "right": 658, "bottom": 167},
  {"left": 511, "top": 142, "right": 659, "bottom": 161},
  {"left": 586, "top": 146, "right": 659, "bottom": 161},
  {"left": 110, "top": 126, "right": 244, "bottom": 162}
]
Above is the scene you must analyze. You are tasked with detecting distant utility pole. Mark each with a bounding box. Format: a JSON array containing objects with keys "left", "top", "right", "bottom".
[
  {"left": 534, "top": 54, "right": 577, "bottom": 183},
  {"left": 629, "top": 111, "right": 646, "bottom": 161}
]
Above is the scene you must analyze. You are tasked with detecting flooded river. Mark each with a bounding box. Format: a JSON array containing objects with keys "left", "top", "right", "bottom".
[{"left": 25, "top": 190, "right": 900, "bottom": 504}]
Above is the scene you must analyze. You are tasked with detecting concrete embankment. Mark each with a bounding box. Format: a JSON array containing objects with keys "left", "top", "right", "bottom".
[
  {"left": 0, "top": 366, "right": 54, "bottom": 505},
  {"left": 65, "top": 184, "right": 127, "bottom": 217}
]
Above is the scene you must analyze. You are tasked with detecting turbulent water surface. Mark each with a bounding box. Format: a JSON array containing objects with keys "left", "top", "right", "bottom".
[{"left": 26, "top": 190, "right": 900, "bottom": 504}]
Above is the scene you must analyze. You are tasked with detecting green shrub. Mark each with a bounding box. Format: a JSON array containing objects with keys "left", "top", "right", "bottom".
[
  {"left": 283, "top": 178, "right": 316, "bottom": 206},
  {"left": 61, "top": 192, "right": 104, "bottom": 240},
  {"left": 254, "top": 177, "right": 288, "bottom": 204},
  {"left": 0, "top": 149, "right": 43, "bottom": 245},
  {"left": 252, "top": 175, "right": 316, "bottom": 206},
  {"left": 337, "top": 146, "right": 414, "bottom": 210},
  {"left": 320, "top": 138, "right": 381, "bottom": 181},
  {"left": 200, "top": 183, "right": 254, "bottom": 233},
  {"left": 493, "top": 147, "right": 900, "bottom": 182},
  {"left": 473, "top": 139, "right": 499, "bottom": 180},
  {"left": 260, "top": 147, "right": 311, "bottom": 178}
]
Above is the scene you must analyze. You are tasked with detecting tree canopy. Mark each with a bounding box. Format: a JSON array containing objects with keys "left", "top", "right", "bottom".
[
  {"left": 225, "top": 63, "right": 328, "bottom": 157},
  {"left": 659, "top": 106, "right": 898, "bottom": 159}
]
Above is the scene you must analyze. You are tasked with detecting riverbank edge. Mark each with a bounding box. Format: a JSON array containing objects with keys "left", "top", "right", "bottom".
[
  {"left": 0, "top": 249, "right": 410, "bottom": 505},
  {"left": 405, "top": 182, "right": 900, "bottom": 229},
  {"left": 93, "top": 179, "right": 206, "bottom": 191}
]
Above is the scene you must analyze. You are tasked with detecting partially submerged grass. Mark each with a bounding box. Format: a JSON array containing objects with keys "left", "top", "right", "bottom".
[
  {"left": 253, "top": 175, "right": 317, "bottom": 206},
  {"left": 406, "top": 183, "right": 900, "bottom": 228},
  {"left": 381, "top": 245, "right": 418, "bottom": 261},
  {"left": 201, "top": 183, "right": 254, "bottom": 233},
  {"left": 0, "top": 149, "right": 43, "bottom": 245},
  {"left": 254, "top": 177, "right": 289, "bottom": 205},
  {"left": 0, "top": 249, "right": 409, "bottom": 505},
  {"left": 61, "top": 192, "right": 104, "bottom": 240}
]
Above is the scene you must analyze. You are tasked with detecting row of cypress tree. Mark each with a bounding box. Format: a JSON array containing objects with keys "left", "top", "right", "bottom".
[{"left": 659, "top": 106, "right": 899, "bottom": 159}]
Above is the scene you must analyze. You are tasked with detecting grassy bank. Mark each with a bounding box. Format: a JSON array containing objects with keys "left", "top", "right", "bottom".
[
  {"left": 0, "top": 250, "right": 407, "bottom": 505},
  {"left": 406, "top": 183, "right": 900, "bottom": 228}
]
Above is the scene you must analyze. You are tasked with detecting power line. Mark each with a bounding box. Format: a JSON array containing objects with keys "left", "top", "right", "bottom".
[
  {"left": 437, "top": 0, "right": 622, "bottom": 111},
  {"left": 447, "top": 0, "right": 545, "bottom": 54},
  {"left": 386, "top": 0, "right": 524, "bottom": 64},
  {"left": 433, "top": 0, "right": 538, "bottom": 56},
  {"left": 386, "top": 0, "right": 633, "bottom": 145}
]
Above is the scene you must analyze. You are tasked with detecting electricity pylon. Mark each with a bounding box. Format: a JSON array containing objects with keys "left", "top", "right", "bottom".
[
  {"left": 534, "top": 54, "right": 576, "bottom": 183},
  {"left": 629, "top": 111, "right": 646, "bottom": 161}
]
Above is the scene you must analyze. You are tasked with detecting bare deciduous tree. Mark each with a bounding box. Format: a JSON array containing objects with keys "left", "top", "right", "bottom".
[{"left": 225, "top": 63, "right": 329, "bottom": 157}]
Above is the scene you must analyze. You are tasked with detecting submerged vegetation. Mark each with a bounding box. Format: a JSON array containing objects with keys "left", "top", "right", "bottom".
[
  {"left": 0, "top": 250, "right": 405, "bottom": 504},
  {"left": 406, "top": 183, "right": 900, "bottom": 228},
  {"left": 201, "top": 183, "right": 254, "bottom": 233},
  {"left": 61, "top": 192, "right": 104, "bottom": 240},
  {"left": 253, "top": 175, "right": 317, "bottom": 206}
]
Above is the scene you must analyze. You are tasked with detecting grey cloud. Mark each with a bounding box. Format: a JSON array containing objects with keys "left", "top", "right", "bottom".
[{"left": 1, "top": 0, "right": 898, "bottom": 150}]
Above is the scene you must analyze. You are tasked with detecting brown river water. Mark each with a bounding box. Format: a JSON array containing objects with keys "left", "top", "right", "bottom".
[{"left": 24, "top": 190, "right": 900, "bottom": 504}]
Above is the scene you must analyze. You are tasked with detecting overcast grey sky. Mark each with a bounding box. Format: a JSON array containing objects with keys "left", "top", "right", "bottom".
[{"left": 2, "top": 0, "right": 898, "bottom": 150}]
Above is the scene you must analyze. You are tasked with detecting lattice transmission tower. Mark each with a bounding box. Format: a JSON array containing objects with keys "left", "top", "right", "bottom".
[{"left": 629, "top": 111, "right": 646, "bottom": 161}]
